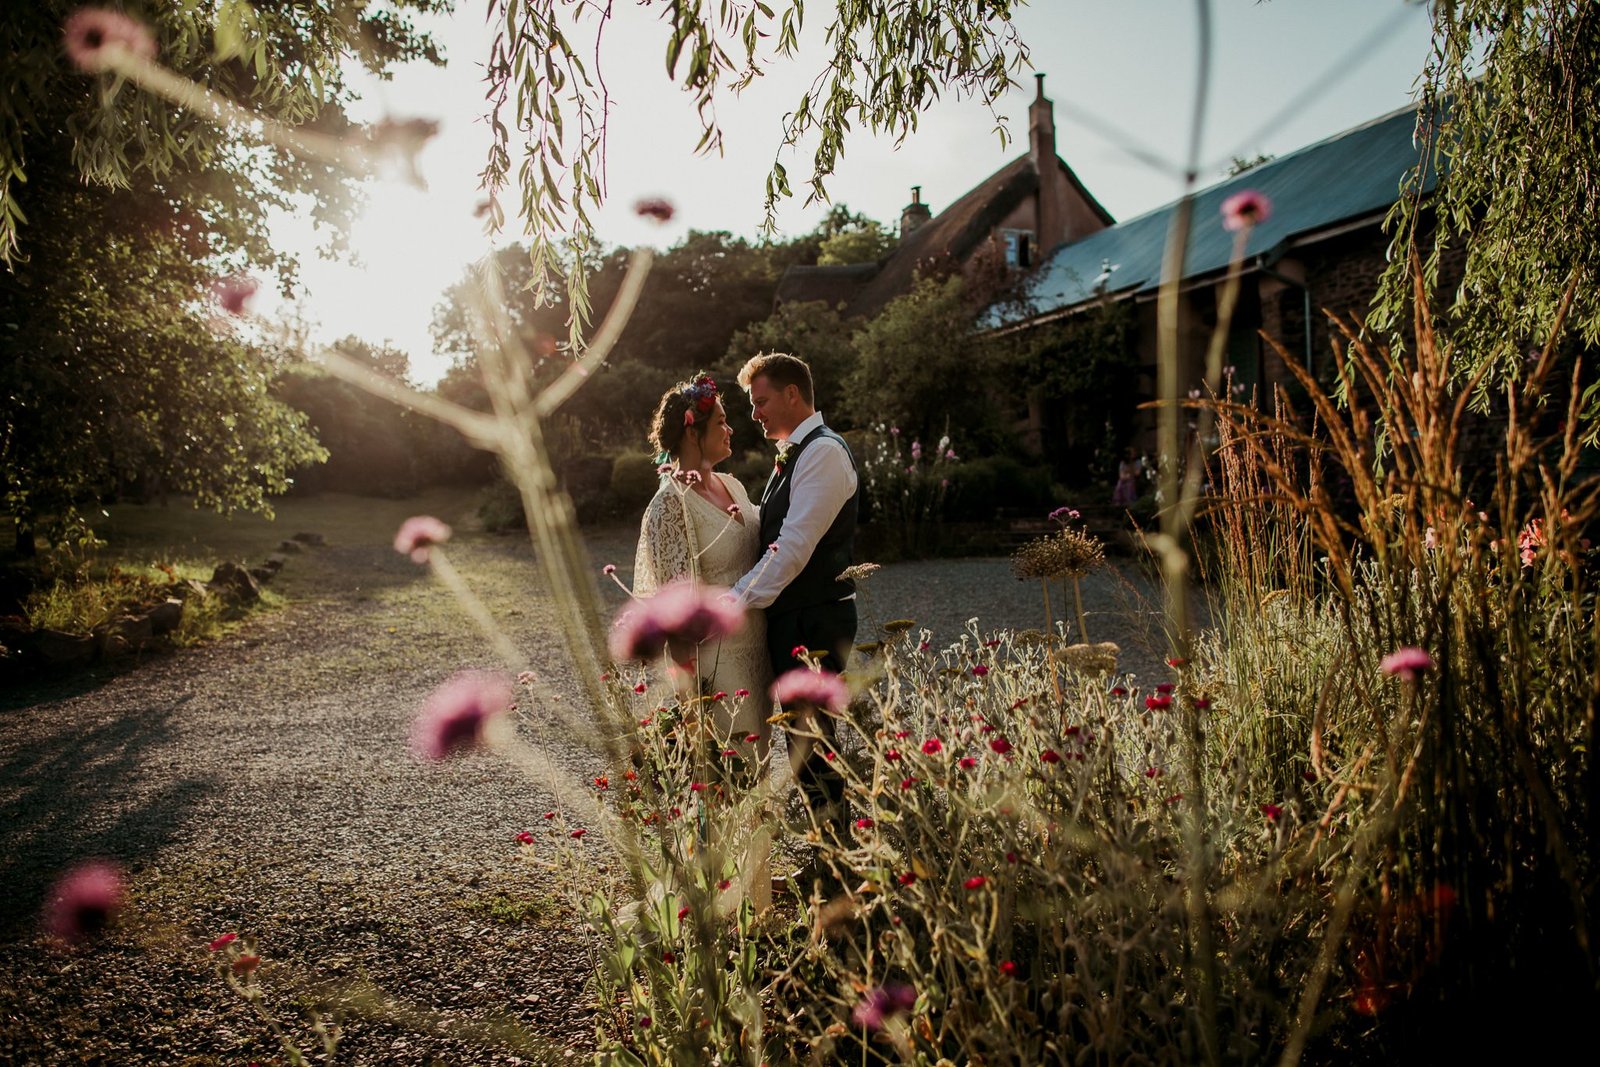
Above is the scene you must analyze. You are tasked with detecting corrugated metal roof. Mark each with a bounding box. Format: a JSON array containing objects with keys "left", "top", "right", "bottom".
[{"left": 985, "top": 102, "right": 1437, "bottom": 329}]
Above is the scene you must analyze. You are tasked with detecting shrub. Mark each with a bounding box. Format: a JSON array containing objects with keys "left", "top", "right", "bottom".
[
  {"left": 941, "top": 455, "right": 1056, "bottom": 522},
  {"left": 610, "top": 453, "right": 663, "bottom": 515}
]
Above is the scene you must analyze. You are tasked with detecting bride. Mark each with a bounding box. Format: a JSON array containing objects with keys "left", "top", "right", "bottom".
[
  {"left": 632, "top": 373, "right": 771, "bottom": 759},
  {"left": 632, "top": 373, "right": 773, "bottom": 913}
]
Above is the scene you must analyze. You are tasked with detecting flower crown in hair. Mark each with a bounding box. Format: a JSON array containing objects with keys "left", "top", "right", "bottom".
[{"left": 680, "top": 373, "right": 718, "bottom": 427}]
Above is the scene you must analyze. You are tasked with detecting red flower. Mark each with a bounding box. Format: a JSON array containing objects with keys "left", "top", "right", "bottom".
[
  {"left": 633, "top": 682, "right": 648, "bottom": 694},
  {"left": 516, "top": 830, "right": 535, "bottom": 845},
  {"left": 918, "top": 641, "right": 931, "bottom": 652},
  {"left": 609, "top": 580, "right": 744, "bottom": 666},
  {"left": 232, "top": 954, "right": 261, "bottom": 976},
  {"left": 690, "top": 782, "right": 706, "bottom": 792},
  {"left": 594, "top": 776, "right": 609, "bottom": 790},
  {"left": 999, "top": 960, "right": 1018, "bottom": 978},
  {"left": 570, "top": 828, "right": 587, "bottom": 838},
  {"left": 921, "top": 738, "right": 944, "bottom": 755},
  {"left": 734, "top": 688, "right": 750, "bottom": 698},
  {"left": 1040, "top": 749, "right": 1061, "bottom": 764},
  {"left": 712, "top": 690, "right": 727, "bottom": 701},
  {"left": 720, "top": 748, "right": 738, "bottom": 758},
  {"left": 634, "top": 197, "right": 676, "bottom": 223},
  {"left": 1193, "top": 696, "right": 1211, "bottom": 709},
  {"left": 886, "top": 749, "right": 902, "bottom": 762},
  {"left": 718, "top": 879, "right": 732, "bottom": 890},
  {"left": 1155, "top": 682, "right": 1176, "bottom": 694},
  {"left": 677, "top": 906, "right": 690, "bottom": 920},
  {"left": 662, "top": 950, "right": 676, "bottom": 964},
  {"left": 963, "top": 875, "right": 988, "bottom": 890},
  {"left": 207, "top": 932, "right": 238, "bottom": 952},
  {"left": 1380, "top": 646, "right": 1433, "bottom": 681},
  {"left": 1110, "top": 686, "right": 1128, "bottom": 696},
  {"left": 972, "top": 664, "right": 990, "bottom": 677},
  {"left": 211, "top": 274, "right": 260, "bottom": 317},
  {"left": 771, "top": 668, "right": 849, "bottom": 713},
  {"left": 411, "top": 671, "right": 514, "bottom": 761},
  {"left": 1005, "top": 851, "right": 1019, "bottom": 864},
  {"left": 624, "top": 769, "right": 638, "bottom": 781},
  {"left": 1166, "top": 657, "right": 1187, "bottom": 668},
  {"left": 1145, "top": 694, "right": 1172, "bottom": 711},
  {"left": 900, "top": 777, "right": 917, "bottom": 790},
  {"left": 791, "top": 644, "right": 809, "bottom": 659},
  {"left": 744, "top": 732, "right": 761, "bottom": 743},
  {"left": 958, "top": 757, "right": 977, "bottom": 769},
  {"left": 1221, "top": 189, "right": 1272, "bottom": 231},
  {"left": 854, "top": 817, "right": 875, "bottom": 830},
  {"left": 1260, "top": 803, "right": 1283, "bottom": 823},
  {"left": 898, "top": 871, "right": 917, "bottom": 886},
  {"left": 894, "top": 730, "right": 910, "bottom": 739},
  {"left": 542, "top": 811, "right": 556, "bottom": 819},
  {"left": 1145, "top": 767, "right": 1162, "bottom": 778},
  {"left": 63, "top": 8, "right": 158, "bottom": 73},
  {"left": 394, "top": 515, "right": 451, "bottom": 564},
  {"left": 989, "top": 737, "right": 1013, "bottom": 755}
]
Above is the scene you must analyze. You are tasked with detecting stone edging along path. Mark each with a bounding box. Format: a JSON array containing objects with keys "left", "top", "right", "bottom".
[{"left": 0, "top": 523, "right": 1172, "bottom": 1063}]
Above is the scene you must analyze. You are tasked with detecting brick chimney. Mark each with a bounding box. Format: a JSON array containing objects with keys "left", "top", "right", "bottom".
[
  {"left": 1029, "top": 73, "right": 1062, "bottom": 255},
  {"left": 899, "top": 185, "right": 932, "bottom": 238},
  {"left": 1029, "top": 72, "right": 1056, "bottom": 169}
]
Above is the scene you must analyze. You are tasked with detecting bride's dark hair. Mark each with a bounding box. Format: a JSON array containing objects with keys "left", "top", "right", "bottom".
[{"left": 648, "top": 373, "right": 720, "bottom": 458}]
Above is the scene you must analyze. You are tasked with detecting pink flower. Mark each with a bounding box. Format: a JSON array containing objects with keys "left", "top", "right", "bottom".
[
  {"left": 770, "top": 668, "right": 849, "bottom": 713},
  {"left": 1193, "top": 696, "right": 1211, "bottom": 709},
  {"left": 394, "top": 515, "right": 452, "bottom": 564},
  {"left": 207, "top": 932, "right": 238, "bottom": 952},
  {"left": 921, "top": 737, "right": 944, "bottom": 755},
  {"left": 1040, "top": 749, "right": 1061, "bottom": 764},
  {"left": 211, "top": 274, "right": 260, "bottom": 316},
  {"left": 683, "top": 409, "right": 695, "bottom": 427},
  {"left": 1380, "top": 647, "right": 1433, "bottom": 681},
  {"left": 634, "top": 197, "right": 675, "bottom": 223},
  {"left": 63, "top": 8, "right": 157, "bottom": 73},
  {"left": 735, "top": 688, "right": 750, "bottom": 698},
  {"left": 1221, "top": 189, "right": 1272, "bottom": 231},
  {"left": 1261, "top": 803, "right": 1283, "bottom": 823},
  {"left": 852, "top": 984, "right": 916, "bottom": 1031},
  {"left": 410, "top": 671, "right": 514, "bottom": 760},
  {"left": 972, "top": 664, "right": 990, "bottom": 677},
  {"left": 911, "top": 441, "right": 923, "bottom": 460},
  {"left": 963, "top": 875, "right": 988, "bottom": 890},
  {"left": 989, "top": 738, "right": 1013, "bottom": 755},
  {"left": 44, "top": 861, "right": 124, "bottom": 943},
  {"left": 602, "top": 564, "right": 617, "bottom": 576},
  {"left": 609, "top": 580, "right": 744, "bottom": 666},
  {"left": 945, "top": 449, "right": 957, "bottom": 460}
]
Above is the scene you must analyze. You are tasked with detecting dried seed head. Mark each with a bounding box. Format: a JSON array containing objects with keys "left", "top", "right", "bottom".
[{"left": 1011, "top": 528, "right": 1106, "bottom": 580}]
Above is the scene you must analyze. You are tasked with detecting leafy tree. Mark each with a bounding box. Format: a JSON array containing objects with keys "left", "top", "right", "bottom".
[
  {"left": 844, "top": 273, "right": 1007, "bottom": 448},
  {"left": 1378, "top": 0, "right": 1600, "bottom": 435},
  {"left": 479, "top": 1, "right": 1030, "bottom": 331},
  {"left": 816, "top": 222, "right": 895, "bottom": 267},
  {"left": 725, "top": 298, "right": 855, "bottom": 425},
  {"left": 0, "top": 1, "right": 443, "bottom": 549}
]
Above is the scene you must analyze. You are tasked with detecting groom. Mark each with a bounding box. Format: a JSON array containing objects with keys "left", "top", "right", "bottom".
[{"left": 730, "top": 352, "right": 860, "bottom": 836}]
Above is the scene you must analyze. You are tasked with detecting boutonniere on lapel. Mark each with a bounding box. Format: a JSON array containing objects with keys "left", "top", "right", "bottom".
[{"left": 773, "top": 446, "right": 791, "bottom": 474}]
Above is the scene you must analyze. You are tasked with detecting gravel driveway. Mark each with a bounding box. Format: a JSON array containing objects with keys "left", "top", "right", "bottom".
[{"left": 0, "top": 519, "right": 1172, "bottom": 1064}]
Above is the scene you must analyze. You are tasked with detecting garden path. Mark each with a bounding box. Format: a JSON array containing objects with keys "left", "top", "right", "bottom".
[{"left": 0, "top": 513, "right": 1173, "bottom": 1064}]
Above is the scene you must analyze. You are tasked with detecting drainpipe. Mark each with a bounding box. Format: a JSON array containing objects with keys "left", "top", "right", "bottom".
[{"left": 1254, "top": 257, "right": 1314, "bottom": 381}]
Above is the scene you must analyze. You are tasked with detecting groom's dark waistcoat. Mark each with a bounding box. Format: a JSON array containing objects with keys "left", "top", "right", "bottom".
[{"left": 760, "top": 423, "right": 860, "bottom": 616}]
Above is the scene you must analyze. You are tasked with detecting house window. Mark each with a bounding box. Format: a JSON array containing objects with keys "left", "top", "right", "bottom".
[{"left": 1002, "top": 228, "right": 1033, "bottom": 269}]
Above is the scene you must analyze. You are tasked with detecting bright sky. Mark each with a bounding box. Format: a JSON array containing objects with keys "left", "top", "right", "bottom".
[{"left": 264, "top": 0, "right": 1435, "bottom": 385}]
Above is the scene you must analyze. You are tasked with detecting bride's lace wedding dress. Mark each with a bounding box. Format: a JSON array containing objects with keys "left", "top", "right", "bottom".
[
  {"left": 632, "top": 471, "right": 775, "bottom": 913},
  {"left": 632, "top": 472, "right": 772, "bottom": 756}
]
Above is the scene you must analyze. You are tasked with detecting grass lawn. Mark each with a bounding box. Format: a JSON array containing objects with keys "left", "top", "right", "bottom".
[{"left": 92, "top": 486, "right": 487, "bottom": 567}]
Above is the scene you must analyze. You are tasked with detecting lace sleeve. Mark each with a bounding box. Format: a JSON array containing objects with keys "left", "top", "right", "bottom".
[{"left": 633, "top": 483, "right": 696, "bottom": 596}]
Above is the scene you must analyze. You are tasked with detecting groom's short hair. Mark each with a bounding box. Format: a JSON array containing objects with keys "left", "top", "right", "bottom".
[{"left": 737, "top": 352, "right": 813, "bottom": 405}]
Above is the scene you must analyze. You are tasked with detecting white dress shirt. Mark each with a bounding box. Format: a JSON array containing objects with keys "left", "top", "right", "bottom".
[{"left": 732, "top": 411, "right": 858, "bottom": 610}]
